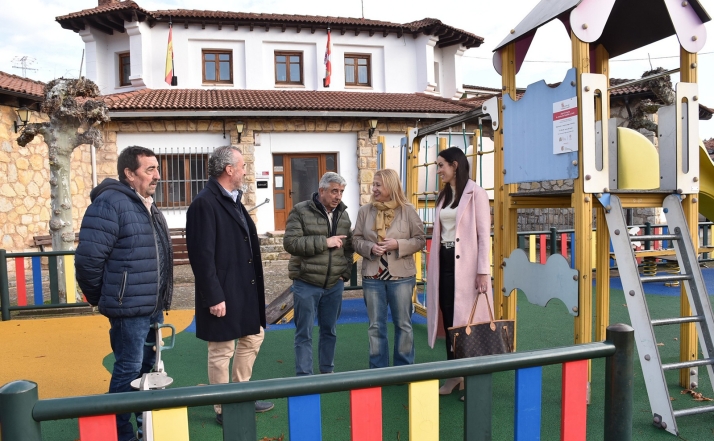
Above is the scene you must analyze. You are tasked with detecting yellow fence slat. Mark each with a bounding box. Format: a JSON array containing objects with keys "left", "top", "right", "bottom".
[
  {"left": 408, "top": 380, "right": 439, "bottom": 441},
  {"left": 152, "top": 407, "right": 189, "bottom": 441},
  {"left": 64, "top": 255, "right": 76, "bottom": 304}
]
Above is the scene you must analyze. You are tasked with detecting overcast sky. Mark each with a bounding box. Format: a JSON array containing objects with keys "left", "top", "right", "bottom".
[{"left": 1, "top": 0, "right": 712, "bottom": 138}]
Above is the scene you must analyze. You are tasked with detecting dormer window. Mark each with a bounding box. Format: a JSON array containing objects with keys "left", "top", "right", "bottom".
[
  {"left": 118, "top": 52, "right": 131, "bottom": 87},
  {"left": 202, "top": 50, "right": 233, "bottom": 84}
]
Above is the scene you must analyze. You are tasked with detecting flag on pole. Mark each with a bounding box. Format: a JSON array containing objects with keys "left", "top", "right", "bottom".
[
  {"left": 165, "top": 22, "right": 175, "bottom": 86},
  {"left": 323, "top": 28, "right": 332, "bottom": 88}
]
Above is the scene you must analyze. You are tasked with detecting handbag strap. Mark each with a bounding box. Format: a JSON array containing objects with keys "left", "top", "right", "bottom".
[{"left": 468, "top": 291, "right": 496, "bottom": 324}]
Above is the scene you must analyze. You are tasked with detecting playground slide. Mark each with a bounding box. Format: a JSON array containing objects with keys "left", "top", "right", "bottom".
[{"left": 698, "top": 142, "right": 714, "bottom": 221}]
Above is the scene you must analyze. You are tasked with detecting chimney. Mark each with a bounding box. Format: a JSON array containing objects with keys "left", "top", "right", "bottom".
[{"left": 98, "top": 0, "right": 119, "bottom": 6}]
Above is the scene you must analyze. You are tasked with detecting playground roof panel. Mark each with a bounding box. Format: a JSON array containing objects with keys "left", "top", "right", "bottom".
[{"left": 494, "top": 0, "right": 710, "bottom": 59}]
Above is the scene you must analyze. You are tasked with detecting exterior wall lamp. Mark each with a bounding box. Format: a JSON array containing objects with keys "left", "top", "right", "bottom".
[
  {"left": 236, "top": 121, "right": 245, "bottom": 143},
  {"left": 14, "top": 106, "right": 30, "bottom": 133},
  {"left": 368, "top": 118, "right": 378, "bottom": 139}
]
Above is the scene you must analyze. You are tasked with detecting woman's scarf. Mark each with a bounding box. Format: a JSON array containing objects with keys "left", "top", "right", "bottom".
[{"left": 372, "top": 200, "right": 399, "bottom": 241}]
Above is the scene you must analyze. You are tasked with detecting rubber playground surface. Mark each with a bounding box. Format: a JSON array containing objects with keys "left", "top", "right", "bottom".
[{"left": 4, "top": 270, "right": 714, "bottom": 440}]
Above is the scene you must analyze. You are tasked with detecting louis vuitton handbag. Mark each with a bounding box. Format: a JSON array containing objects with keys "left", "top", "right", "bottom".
[{"left": 447, "top": 292, "right": 514, "bottom": 358}]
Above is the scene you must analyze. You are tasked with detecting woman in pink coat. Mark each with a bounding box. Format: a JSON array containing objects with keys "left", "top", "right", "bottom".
[{"left": 426, "top": 147, "right": 493, "bottom": 396}]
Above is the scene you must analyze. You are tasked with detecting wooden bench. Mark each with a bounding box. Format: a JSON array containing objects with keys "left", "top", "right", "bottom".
[
  {"left": 169, "top": 228, "right": 189, "bottom": 266},
  {"left": 32, "top": 228, "right": 190, "bottom": 266},
  {"left": 33, "top": 233, "right": 80, "bottom": 252}
]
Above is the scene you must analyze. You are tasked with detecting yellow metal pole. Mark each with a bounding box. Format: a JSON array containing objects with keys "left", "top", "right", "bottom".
[
  {"left": 594, "top": 44, "right": 611, "bottom": 342},
  {"left": 679, "top": 47, "right": 698, "bottom": 388},
  {"left": 571, "top": 34, "right": 593, "bottom": 382},
  {"left": 494, "top": 42, "right": 518, "bottom": 334},
  {"left": 472, "top": 126, "right": 479, "bottom": 182}
]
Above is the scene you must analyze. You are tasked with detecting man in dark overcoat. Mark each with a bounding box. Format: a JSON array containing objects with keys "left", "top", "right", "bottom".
[{"left": 186, "top": 146, "right": 273, "bottom": 425}]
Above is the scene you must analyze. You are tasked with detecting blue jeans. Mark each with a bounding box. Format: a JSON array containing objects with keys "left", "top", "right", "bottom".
[
  {"left": 293, "top": 279, "right": 344, "bottom": 376},
  {"left": 108, "top": 310, "right": 163, "bottom": 441},
  {"left": 362, "top": 277, "right": 416, "bottom": 368}
]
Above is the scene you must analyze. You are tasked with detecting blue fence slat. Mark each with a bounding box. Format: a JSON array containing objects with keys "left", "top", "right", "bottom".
[
  {"left": 288, "top": 394, "right": 322, "bottom": 441},
  {"left": 515, "top": 366, "right": 542, "bottom": 441},
  {"left": 31, "top": 256, "right": 42, "bottom": 306}
]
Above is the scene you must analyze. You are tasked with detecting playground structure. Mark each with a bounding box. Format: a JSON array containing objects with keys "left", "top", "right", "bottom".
[{"left": 404, "top": 0, "right": 712, "bottom": 436}]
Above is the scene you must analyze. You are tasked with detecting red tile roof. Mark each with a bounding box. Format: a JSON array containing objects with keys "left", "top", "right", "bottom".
[
  {"left": 152, "top": 10, "right": 402, "bottom": 28},
  {"left": 57, "top": 2, "right": 483, "bottom": 48},
  {"left": 705, "top": 138, "right": 714, "bottom": 153},
  {"left": 56, "top": 0, "right": 149, "bottom": 21},
  {"left": 609, "top": 77, "right": 713, "bottom": 120},
  {"left": 609, "top": 78, "right": 651, "bottom": 96},
  {"left": 0, "top": 71, "right": 45, "bottom": 98},
  {"left": 103, "top": 89, "right": 473, "bottom": 113}
]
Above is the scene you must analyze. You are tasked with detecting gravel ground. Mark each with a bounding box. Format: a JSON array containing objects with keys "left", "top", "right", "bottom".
[{"left": 171, "top": 260, "right": 365, "bottom": 310}]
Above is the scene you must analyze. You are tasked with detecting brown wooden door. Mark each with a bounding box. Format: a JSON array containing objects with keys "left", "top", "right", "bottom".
[{"left": 273, "top": 153, "right": 337, "bottom": 230}]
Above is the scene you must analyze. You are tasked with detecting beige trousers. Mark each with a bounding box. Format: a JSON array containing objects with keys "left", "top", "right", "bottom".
[{"left": 208, "top": 327, "right": 265, "bottom": 414}]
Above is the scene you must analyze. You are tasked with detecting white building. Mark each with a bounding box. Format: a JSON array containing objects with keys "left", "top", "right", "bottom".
[{"left": 57, "top": 0, "right": 489, "bottom": 233}]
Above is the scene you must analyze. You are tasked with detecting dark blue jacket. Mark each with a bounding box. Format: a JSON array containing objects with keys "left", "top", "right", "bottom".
[{"left": 75, "top": 179, "right": 173, "bottom": 318}]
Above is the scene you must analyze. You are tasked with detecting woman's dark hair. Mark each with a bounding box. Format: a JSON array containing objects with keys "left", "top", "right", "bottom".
[{"left": 436, "top": 147, "right": 470, "bottom": 209}]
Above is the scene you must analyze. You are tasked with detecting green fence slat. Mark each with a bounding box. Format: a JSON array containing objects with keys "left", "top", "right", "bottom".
[
  {"left": 465, "top": 373, "right": 492, "bottom": 441},
  {"left": 222, "top": 401, "right": 256, "bottom": 441},
  {"left": 1, "top": 249, "right": 10, "bottom": 321},
  {"left": 48, "top": 256, "right": 59, "bottom": 304}
]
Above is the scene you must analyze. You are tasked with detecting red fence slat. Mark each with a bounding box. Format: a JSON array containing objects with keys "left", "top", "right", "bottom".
[
  {"left": 350, "top": 387, "right": 382, "bottom": 441},
  {"left": 78, "top": 415, "right": 118, "bottom": 441},
  {"left": 560, "top": 360, "right": 587, "bottom": 441},
  {"left": 15, "top": 257, "right": 26, "bottom": 306}
]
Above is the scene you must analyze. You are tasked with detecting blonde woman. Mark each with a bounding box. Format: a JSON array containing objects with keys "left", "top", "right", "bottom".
[{"left": 353, "top": 169, "right": 426, "bottom": 368}]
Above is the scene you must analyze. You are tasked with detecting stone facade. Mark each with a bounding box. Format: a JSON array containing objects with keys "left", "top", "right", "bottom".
[
  {"left": 0, "top": 105, "right": 92, "bottom": 255},
  {"left": 99, "top": 117, "right": 426, "bottom": 224}
]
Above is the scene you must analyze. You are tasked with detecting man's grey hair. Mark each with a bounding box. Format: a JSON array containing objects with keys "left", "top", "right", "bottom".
[
  {"left": 208, "top": 146, "right": 242, "bottom": 178},
  {"left": 319, "top": 172, "right": 346, "bottom": 189}
]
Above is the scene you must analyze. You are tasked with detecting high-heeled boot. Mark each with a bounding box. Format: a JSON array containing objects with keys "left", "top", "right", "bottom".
[{"left": 438, "top": 377, "right": 464, "bottom": 395}]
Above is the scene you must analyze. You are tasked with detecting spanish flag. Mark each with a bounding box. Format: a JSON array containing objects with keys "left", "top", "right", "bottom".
[
  {"left": 165, "top": 22, "right": 176, "bottom": 86},
  {"left": 323, "top": 27, "right": 332, "bottom": 88}
]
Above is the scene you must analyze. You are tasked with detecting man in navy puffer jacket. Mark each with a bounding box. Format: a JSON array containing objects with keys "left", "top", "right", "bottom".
[{"left": 76, "top": 146, "right": 173, "bottom": 441}]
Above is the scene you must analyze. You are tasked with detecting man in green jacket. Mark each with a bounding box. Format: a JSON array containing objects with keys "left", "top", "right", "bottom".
[{"left": 283, "top": 172, "right": 354, "bottom": 376}]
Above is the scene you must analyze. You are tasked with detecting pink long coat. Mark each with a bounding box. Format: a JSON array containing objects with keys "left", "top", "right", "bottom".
[{"left": 426, "top": 179, "right": 493, "bottom": 349}]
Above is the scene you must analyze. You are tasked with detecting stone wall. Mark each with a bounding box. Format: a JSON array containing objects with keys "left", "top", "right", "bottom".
[{"left": 0, "top": 105, "right": 92, "bottom": 255}]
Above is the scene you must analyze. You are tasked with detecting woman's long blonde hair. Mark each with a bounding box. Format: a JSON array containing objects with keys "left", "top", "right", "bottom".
[{"left": 370, "top": 169, "right": 409, "bottom": 208}]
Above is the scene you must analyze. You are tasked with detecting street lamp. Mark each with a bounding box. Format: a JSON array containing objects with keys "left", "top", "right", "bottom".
[
  {"left": 236, "top": 121, "right": 245, "bottom": 143},
  {"left": 14, "top": 106, "right": 30, "bottom": 133},
  {"left": 368, "top": 118, "right": 378, "bottom": 139}
]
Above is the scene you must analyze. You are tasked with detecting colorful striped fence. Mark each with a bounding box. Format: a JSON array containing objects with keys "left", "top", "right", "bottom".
[
  {"left": 0, "top": 324, "right": 635, "bottom": 441},
  {"left": 514, "top": 221, "right": 714, "bottom": 272},
  {"left": 0, "top": 249, "right": 87, "bottom": 321}
]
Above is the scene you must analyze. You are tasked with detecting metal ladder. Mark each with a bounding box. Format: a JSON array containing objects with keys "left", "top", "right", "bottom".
[{"left": 602, "top": 193, "right": 714, "bottom": 436}]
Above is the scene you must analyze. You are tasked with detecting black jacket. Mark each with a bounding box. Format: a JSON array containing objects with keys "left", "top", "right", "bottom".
[{"left": 186, "top": 178, "right": 266, "bottom": 341}]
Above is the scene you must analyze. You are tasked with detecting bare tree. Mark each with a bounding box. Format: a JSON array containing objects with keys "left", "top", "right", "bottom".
[
  {"left": 17, "top": 78, "right": 109, "bottom": 300},
  {"left": 628, "top": 67, "right": 675, "bottom": 133}
]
